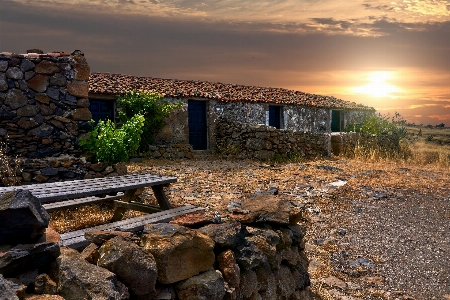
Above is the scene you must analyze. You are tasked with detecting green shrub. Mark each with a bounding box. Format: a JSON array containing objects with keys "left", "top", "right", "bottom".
[
  {"left": 345, "top": 112, "right": 407, "bottom": 138},
  {"left": 117, "top": 91, "right": 182, "bottom": 149},
  {"left": 79, "top": 114, "right": 145, "bottom": 164}
]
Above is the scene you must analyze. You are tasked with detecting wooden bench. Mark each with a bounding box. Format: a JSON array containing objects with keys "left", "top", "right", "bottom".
[{"left": 0, "top": 174, "right": 203, "bottom": 248}]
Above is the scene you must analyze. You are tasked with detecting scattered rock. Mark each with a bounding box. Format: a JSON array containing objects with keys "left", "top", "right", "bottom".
[
  {"left": 54, "top": 247, "right": 123, "bottom": 300},
  {"left": 34, "top": 274, "right": 57, "bottom": 295},
  {"left": 0, "top": 190, "right": 50, "bottom": 244},
  {"left": 0, "top": 274, "right": 19, "bottom": 300},
  {"left": 176, "top": 270, "right": 226, "bottom": 300},
  {"left": 141, "top": 223, "right": 215, "bottom": 284},
  {"left": 217, "top": 250, "right": 240, "bottom": 288},
  {"left": 98, "top": 236, "right": 158, "bottom": 298},
  {"left": 0, "top": 242, "right": 60, "bottom": 277},
  {"left": 322, "top": 275, "right": 347, "bottom": 289},
  {"left": 198, "top": 222, "right": 247, "bottom": 249}
]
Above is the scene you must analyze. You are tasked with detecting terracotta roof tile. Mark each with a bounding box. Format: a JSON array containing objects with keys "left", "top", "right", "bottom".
[{"left": 89, "top": 72, "right": 373, "bottom": 111}]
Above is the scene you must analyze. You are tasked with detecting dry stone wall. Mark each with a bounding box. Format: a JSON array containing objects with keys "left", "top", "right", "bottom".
[
  {"left": 216, "top": 120, "right": 330, "bottom": 160},
  {"left": 0, "top": 192, "right": 313, "bottom": 299},
  {"left": 0, "top": 50, "right": 92, "bottom": 159}
]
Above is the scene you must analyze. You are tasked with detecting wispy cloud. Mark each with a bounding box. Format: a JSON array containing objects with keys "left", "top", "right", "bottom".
[
  {"left": 5, "top": 0, "right": 450, "bottom": 36},
  {"left": 409, "top": 104, "right": 439, "bottom": 109}
]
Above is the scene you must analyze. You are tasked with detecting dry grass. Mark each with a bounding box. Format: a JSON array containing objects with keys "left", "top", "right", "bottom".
[
  {"left": 47, "top": 155, "right": 450, "bottom": 298},
  {"left": 0, "top": 142, "right": 21, "bottom": 186}
]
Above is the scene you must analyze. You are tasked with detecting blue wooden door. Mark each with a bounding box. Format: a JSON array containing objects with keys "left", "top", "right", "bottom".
[
  {"left": 188, "top": 100, "right": 207, "bottom": 150},
  {"left": 269, "top": 106, "right": 281, "bottom": 129}
]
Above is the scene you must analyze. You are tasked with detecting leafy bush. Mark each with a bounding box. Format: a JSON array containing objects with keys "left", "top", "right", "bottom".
[
  {"left": 79, "top": 114, "right": 145, "bottom": 164},
  {"left": 117, "top": 91, "right": 182, "bottom": 149},
  {"left": 345, "top": 112, "right": 407, "bottom": 138}
]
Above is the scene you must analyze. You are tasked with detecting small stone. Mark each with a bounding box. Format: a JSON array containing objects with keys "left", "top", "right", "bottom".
[
  {"left": 76, "top": 98, "right": 90, "bottom": 107},
  {"left": 34, "top": 273, "right": 57, "bottom": 295},
  {"left": 323, "top": 275, "right": 347, "bottom": 289},
  {"left": 73, "top": 107, "right": 92, "bottom": 121},
  {"left": 27, "top": 74, "right": 49, "bottom": 93},
  {"left": 0, "top": 60, "right": 8, "bottom": 72},
  {"left": 20, "top": 59, "right": 35, "bottom": 72},
  {"left": 67, "top": 80, "right": 88, "bottom": 98},
  {"left": 40, "top": 167, "right": 59, "bottom": 176},
  {"left": 35, "top": 94, "right": 50, "bottom": 104},
  {"left": 17, "top": 105, "right": 38, "bottom": 117},
  {"left": 73, "top": 63, "right": 90, "bottom": 81},
  {"left": 80, "top": 243, "right": 100, "bottom": 264},
  {"left": 0, "top": 73, "right": 8, "bottom": 91},
  {"left": 5, "top": 89, "right": 28, "bottom": 109},
  {"left": 35, "top": 61, "right": 59, "bottom": 75},
  {"left": 6, "top": 67, "right": 23, "bottom": 80},
  {"left": 49, "top": 73, "right": 67, "bottom": 86}
]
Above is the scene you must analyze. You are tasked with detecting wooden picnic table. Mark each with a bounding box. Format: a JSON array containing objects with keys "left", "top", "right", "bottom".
[{"left": 0, "top": 173, "right": 203, "bottom": 248}]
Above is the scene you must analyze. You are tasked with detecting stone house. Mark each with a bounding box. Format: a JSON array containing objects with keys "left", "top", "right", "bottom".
[{"left": 89, "top": 73, "right": 374, "bottom": 152}]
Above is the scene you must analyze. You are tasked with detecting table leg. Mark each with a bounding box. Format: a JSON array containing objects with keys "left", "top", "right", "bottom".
[
  {"left": 152, "top": 185, "right": 172, "bottom": 210},
  {"left": 111, "top": 189, "right": 137, "bottom": 221}
]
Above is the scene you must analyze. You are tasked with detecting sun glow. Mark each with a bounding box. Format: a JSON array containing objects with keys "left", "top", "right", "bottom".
[{"left": 353, "top": 71, "right": 400, "bottom": 97}]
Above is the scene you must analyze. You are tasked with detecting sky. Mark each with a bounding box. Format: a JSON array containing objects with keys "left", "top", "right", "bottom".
[{"left": 1, "top": 0, "right": 449, "bottom": 126}]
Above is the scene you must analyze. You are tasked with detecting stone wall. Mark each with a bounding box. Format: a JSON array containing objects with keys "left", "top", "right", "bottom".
[
  {"left": 2, "top": 155, "right": 128, "bottom": 185},
  {"left": 153, "top": 98, "right": 339, "bottom": 153},
  {"left": 216, "top": 120, "right": 330, "bottom": 160},
  {"left": 0, "top": 50, "right": 92, "bottom": 159},
  {"left": 0, "top": 192, "right": 312, "bottom": 299}
]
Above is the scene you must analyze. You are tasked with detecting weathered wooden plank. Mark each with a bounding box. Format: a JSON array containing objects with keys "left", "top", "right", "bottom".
[
  {"left": 0, "top": 174, "right": 177, "bottom": 203},
  {"left": 42, "top": 193, "right": 124, "bottom": 212},
  {"left": 59, "top": 205, "right": 203, "bottom": 249}
]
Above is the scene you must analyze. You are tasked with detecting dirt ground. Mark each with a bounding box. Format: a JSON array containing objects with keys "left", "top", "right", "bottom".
[{"left": 51, "top": 156, "right": 450, "bottom": 299}]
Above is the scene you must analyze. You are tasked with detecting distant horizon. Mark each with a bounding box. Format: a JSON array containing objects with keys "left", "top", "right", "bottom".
[{"left": 1, "top": 0, "right": 449, "bottom": 126}]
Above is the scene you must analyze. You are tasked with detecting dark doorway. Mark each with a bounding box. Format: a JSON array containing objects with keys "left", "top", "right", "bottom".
[
  {"left": 331, "top": 110, "right": 341, "bottom": 132},
  {"left": 188, "top": 100, "right": 207, "bottom": 150},
  {"left": 269, "top": 106, "right": 282, "bottom": 129},
  {"left": 89, "top": 100, "right": 114, "bottom": 123}
]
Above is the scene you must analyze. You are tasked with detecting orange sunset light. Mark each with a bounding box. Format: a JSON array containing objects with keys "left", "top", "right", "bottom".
[{"left": 353, "top": 71, "right": 400, "bottom": 98}]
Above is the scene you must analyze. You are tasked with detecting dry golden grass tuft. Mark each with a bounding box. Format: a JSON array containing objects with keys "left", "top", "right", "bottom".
[{"left": 0, "top": 142, "right": 21, "bottom": 186}]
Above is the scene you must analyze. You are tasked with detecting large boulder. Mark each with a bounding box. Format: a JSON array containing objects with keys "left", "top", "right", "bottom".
[
  {"left": 0, "top": 242, "right": 60, "bottom": 277},
  {"left": 0, "top": 190, "right": 49, "bottom": 244},
  {"left": 176, "top": 270, "right": 226, "bottom": 300},
  {"left": 97, "top": 236, "right": 158, "bottom": 298},
  {"left": 140, "top": 223, "right": 215, "bottom": 284},
  {"left": 54, "top": 247, "right": 123, "bottom": 300}
]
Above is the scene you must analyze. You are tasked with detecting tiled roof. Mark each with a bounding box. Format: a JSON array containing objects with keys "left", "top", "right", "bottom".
[
  {"left": 0, "top": 51, "right": 71, "bottom": 58},
  {"left": 89, "top": 72, "right": 373, "bottom": 110}
]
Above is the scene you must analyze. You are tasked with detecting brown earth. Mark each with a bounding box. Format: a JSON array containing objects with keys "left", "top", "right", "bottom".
[{"left": 50, "top": 156, "right": 450, "bottom": 300}]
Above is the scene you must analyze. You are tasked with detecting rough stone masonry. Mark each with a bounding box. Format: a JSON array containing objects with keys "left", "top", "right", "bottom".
[{"left": 0, "top": 50, "right": 92, "bottom": 159}]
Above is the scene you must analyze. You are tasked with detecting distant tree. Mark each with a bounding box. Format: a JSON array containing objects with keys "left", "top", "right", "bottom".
[{"left": 436, "top": 123, "right": 445, "bottom": 128}]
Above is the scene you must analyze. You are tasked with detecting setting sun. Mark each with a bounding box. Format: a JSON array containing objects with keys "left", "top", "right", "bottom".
[{"left": 353, "top": 71, "right": 400, "bottom": 97}]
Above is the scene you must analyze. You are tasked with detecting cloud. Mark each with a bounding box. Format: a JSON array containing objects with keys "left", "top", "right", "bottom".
[
  {"left": 4, "top": 0, "right": 450, "bottom": 36},
  {"left": 409, "top": 104, "right": 439, "bottom": 109}
]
